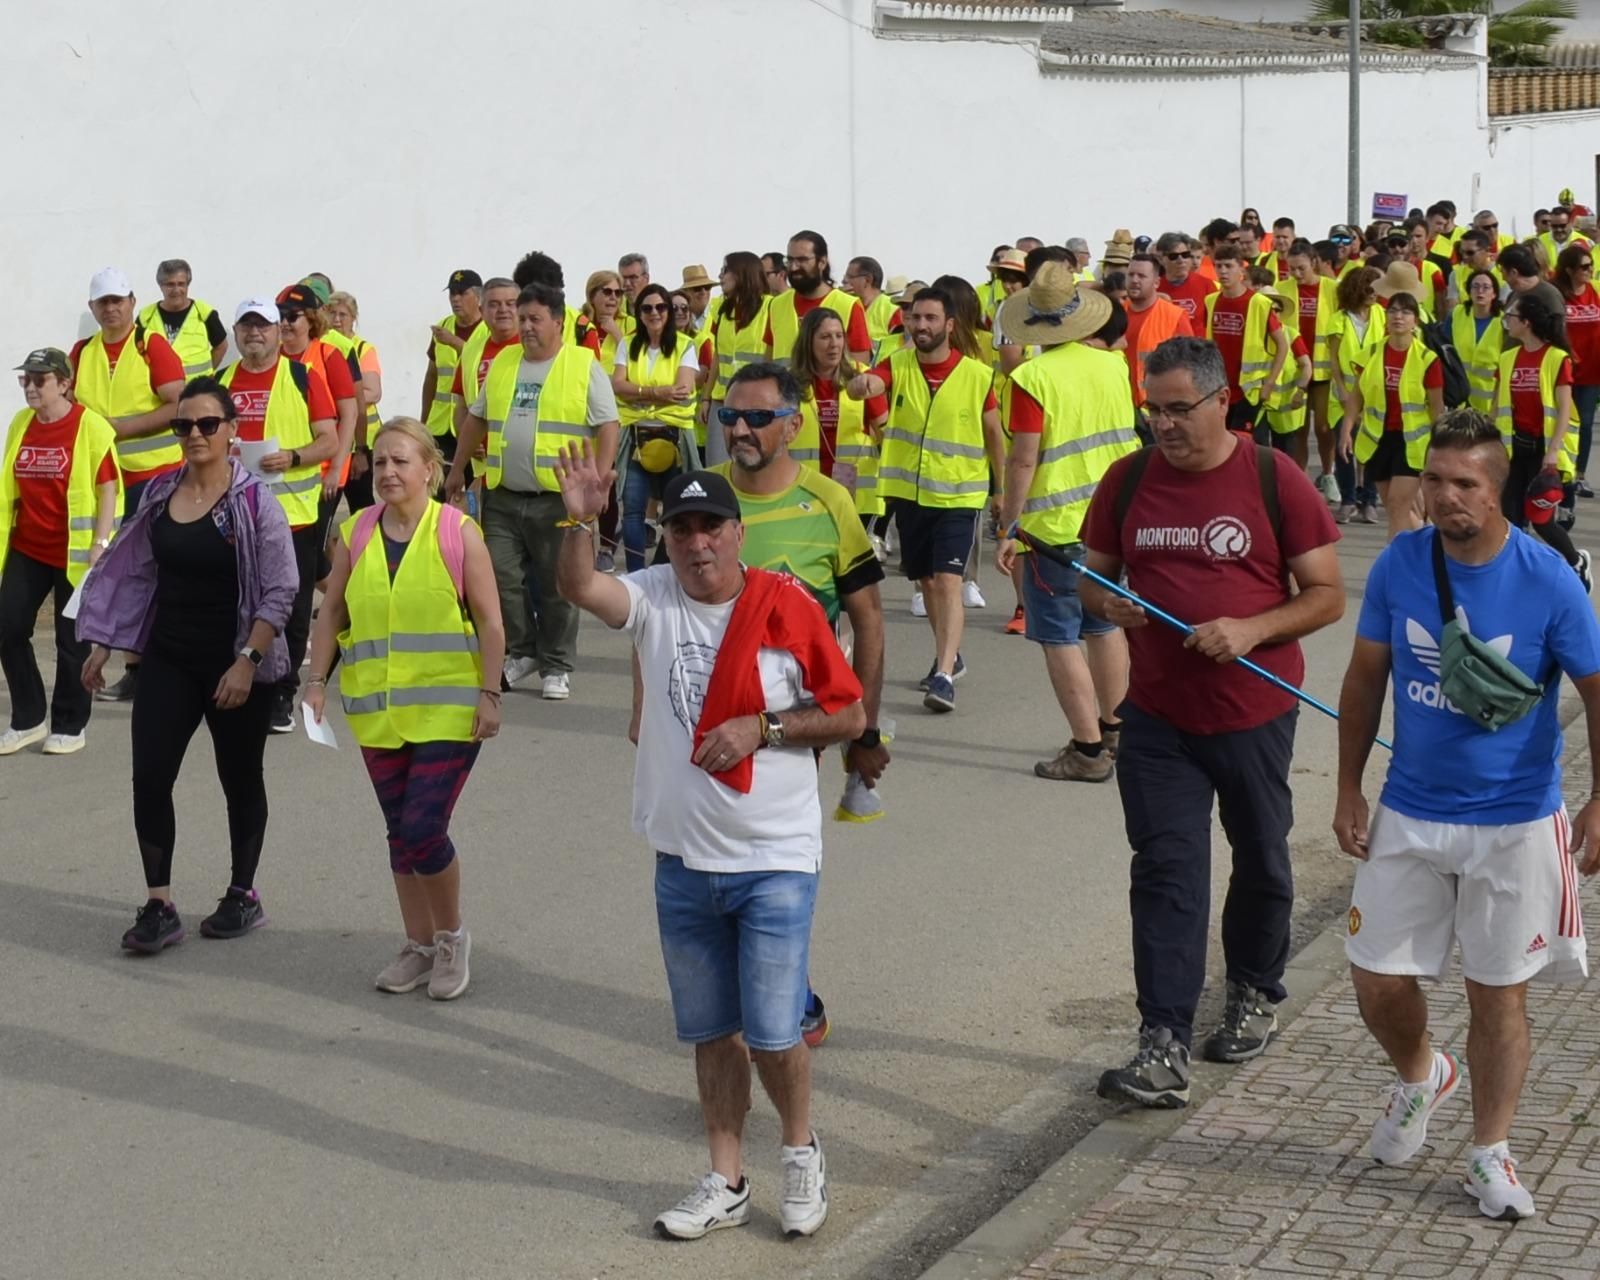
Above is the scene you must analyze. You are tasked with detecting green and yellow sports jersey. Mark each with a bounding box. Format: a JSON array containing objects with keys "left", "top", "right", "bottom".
[{"left": 710, "top": 463, "right": 883, "bottom": 623}]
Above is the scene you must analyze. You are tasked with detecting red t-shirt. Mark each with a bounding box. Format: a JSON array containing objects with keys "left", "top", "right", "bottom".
[
  {"left": 870, "top": 349, "right": 998, "bottom": 412},
  {"left": 1008, "top": 386, "right": 1045, "bottom": 435},
  {"left": 812, "top": 378, "right": 887, "bottom": 478},
  {"left": 1565, "top": 285, "right": 1600, "bottom": 387},
  {"left": 1296, "top": 282, "right": 1322, "bottom": 351},
  {"left": 9, "top": 405, "right": 119, "bottom": 568},
  {"left": 68, "top": 330, "right": 185, "bottom": 394},
  {"left": 1510, "top": 345, "right": 1572, "bottom": 438},
  {"left": 1157, "top": 273, "right": 1218, "bottom": 323},
  {"left": 765, "top": 292, "right": 873, "bottom": 356},
  {"left": 1208, "top": 291, "right": 1283, "bottom": 405},
  {"left": 226, "top": 363, "right": 337, "bottom": 442},
  {"left": 1082, "top": 440, "right": 1340, "bottom": 734},
  {"left": 450, "top": 336, "right": 518, "bottom": 399},
  {"left": 1377, "top": 344, "right": 1443, "bottom": 431}
]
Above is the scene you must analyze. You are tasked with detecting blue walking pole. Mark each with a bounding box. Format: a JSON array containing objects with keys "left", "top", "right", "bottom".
[{"left": 1015, "top": 532, "right": 1392, "bottom": 752}]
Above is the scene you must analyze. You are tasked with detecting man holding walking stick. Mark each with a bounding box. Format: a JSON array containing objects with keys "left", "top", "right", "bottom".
[{"left": 1079, "top": 336, "right": 1344, "bottom": 1108}]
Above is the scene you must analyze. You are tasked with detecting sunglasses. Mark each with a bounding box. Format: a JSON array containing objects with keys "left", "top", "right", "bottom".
[
  {"left": 637, "top": 302, "right": 669, "bottom": 315},
  {"left": 716, "top": 407, "right": 797, "bottom": 429},
  {"left": 1164, "top": 251, "right": 1192, "bottom": 261},
  {"left": 173, "top": 415, "right": 227, "bottom": 437},
  {"left": 277, "top": 309, "right": 304, "bottom": 324},
  {"left": 17, "top": 373, "right": 53, "bottom": 388},
  {"left": 596, "top": 286, "right": 621, "bottom": 297}
]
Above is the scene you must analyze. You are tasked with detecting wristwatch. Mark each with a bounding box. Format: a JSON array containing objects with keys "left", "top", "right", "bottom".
[
  {"left": 239, "top": 647, "right": 263, "bottom": 667},
  {"left": 758, "top": 710, "right": 786, "bottom": 749},
  {"left": 854, "top": 728, "right": 882, "bottom": 750},
  {"left": 289, "top": 449, "right": 302, "bottom": 469}
]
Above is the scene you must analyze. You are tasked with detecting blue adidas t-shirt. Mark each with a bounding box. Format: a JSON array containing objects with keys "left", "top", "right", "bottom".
[{"left": 1358, "top": 527, "right": 1600, "bottom": 823}]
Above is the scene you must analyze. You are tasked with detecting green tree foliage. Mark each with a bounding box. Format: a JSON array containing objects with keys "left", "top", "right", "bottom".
[{"left": 1305, "top": 0, "right": 1576, "bottom": 67}]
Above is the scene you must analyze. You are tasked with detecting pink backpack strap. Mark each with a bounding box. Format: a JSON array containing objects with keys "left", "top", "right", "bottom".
[
  {"left": 436, "top": 503, "right": 467, "bottom": 601},
  {"left": 346, "top": 504, "right": 385, "bottom": 567}
]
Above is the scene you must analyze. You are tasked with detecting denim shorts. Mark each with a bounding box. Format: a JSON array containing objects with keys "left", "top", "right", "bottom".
[
  {"left": 1020, "top": 543, "right": 1114, "bottom": 646},
  {"left": 654, "top": 853, "right": 818, "bottom": 1052}
]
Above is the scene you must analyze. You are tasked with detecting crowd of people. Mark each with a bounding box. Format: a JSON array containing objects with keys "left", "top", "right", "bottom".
[{"left": 4, "top": 193, "right": 1600, "bottom": 1235}]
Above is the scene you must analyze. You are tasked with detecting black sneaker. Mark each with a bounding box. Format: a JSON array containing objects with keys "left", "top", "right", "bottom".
[
  {"left": 1097, "top": 1026, "right": 1191, "bottom": 1108},
  {"left": 200, "top": 887, "right": 268, "bottom": 939},
  {"left": 1201, "top": 980, "right": 1280, "bottom": 1064},
  {"left": 269, "top": 693, "right": 295, "bottom": 735},
  {"left": 121, "top": 899, "right": 185, "bottom": 954},
  {"left": 96, "top": 666, "right": 139, "bottom": 703}
]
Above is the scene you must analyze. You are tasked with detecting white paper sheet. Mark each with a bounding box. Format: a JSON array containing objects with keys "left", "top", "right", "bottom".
[
  {"left": 61, "top": 581, "right": 85, "bottom": 621},
  {"left": 302, "top": 702, "right": 338, "bottom": 749},
  {"left": 236, "top": 437, "right": 279, "bottom": 479}
]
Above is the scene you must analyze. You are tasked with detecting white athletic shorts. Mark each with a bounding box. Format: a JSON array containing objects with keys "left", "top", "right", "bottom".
[{"left": 1345, "top": 802, "right": 1588, "bottom": 986}]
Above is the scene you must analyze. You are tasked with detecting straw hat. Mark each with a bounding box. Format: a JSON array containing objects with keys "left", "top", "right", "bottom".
[
  {"left": 1265, "top": 288, "right": 1298, "bottom": 321},
  {"left": 994, "top": 248, "right": 1028, "bottom": 275},
  {"left": 1100, "top": 229, "right": 1135, "bottom": 270},
  {"left": 885, "top": 274, "right": 909, "bottom": 297},
  {"left": 1372, "top": 260, "right": 1425, "bottom": 300},
  {"left": 679, "top": 264, "right": 716, "bottom": 291},
  {"left": 895, "top": 279, "right": 930, "bottom": 306},
  {"left": 997, "top": 261, "right": 1112, "bottom": 346}
]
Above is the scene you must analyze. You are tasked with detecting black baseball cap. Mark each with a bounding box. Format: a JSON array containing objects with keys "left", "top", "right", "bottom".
[
  {"left": 661, "top": 471, "right": 741, "bottom": 523},
  {"left": 15, "top": 347, "right": 71, "bottom": 377},
  {"left": 446, "top": 269, "right": 483, "bottom": 294},
  {"left": 276, "top": 283, "right": 318, "bottom": 313}
]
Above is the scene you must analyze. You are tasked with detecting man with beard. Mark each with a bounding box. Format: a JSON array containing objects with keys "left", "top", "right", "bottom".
[
  {"left": 766, "top": 231, "right": 872, "bottom": 369},
  {"left": 1335, "top": 408, "right": 1600, "bottom": 1222}
]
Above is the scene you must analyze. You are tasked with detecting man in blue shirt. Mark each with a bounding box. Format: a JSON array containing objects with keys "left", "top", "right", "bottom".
[{"left": 1336, "top": 408, "right": 1600, "bottom": 1223}]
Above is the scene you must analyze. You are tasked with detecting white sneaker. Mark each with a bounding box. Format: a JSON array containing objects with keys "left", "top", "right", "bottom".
[
  {"left": 962, "top": 580, "right": 986, "bottom": 608},
  {"left": 541, "top": 672, "right": 570, "bottom": 700},
  {"left": 0, "top": 723, "right": 47, "bottom": 756},
  {"left": 1369, "top": 1049, "right": 1459, "bottom": 1165},
  {"left": 653, "top": 1171, "right": 751, "bottom": 1240},
  {"left": 1464, "top": 1142, "right": 1536, "bottom": 1221},
  {"left": 1317, "top": 472, "right": 1340, "bottom": 503},
  {"left": 41, "top": 732, "right": 86, "bottom": 755},
  {"left": 779, "top": 1133, "right": 828, "bottom": 1237},
  {"left": 502, "top": 655, "right": 537, "bottom": 688},
  {"left": 910, "top": 591, "right": 926, "bottom": 618}
]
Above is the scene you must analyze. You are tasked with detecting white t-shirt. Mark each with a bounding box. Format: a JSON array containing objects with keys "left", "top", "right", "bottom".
[
  {"left": 621, "top": 565, "right": 823, "bottom": 874},
  {"left": 629, "top": 341, "right": 700, "bottom": 377}
]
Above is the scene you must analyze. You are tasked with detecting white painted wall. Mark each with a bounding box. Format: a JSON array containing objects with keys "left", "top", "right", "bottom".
[{"left": 0, "top": 0, "right": 1590, "bottom": 407}]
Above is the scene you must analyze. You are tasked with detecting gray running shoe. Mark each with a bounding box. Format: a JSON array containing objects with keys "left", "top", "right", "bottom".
[
  {"left": 1097, "top": 1026, "right": 1191, "bottom": 1109},
  {"left": 1201, "top": 980, "right": 1279, "bottom": 1063}
]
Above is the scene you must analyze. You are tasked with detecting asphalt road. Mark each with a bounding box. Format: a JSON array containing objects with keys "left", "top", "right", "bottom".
[{"left": 2, "top": 520, "right": 1401, "bottom": 1280}]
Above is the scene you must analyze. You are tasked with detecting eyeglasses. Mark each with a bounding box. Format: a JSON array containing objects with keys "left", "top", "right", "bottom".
[
  {"left": 16, "top": 373, "right": 51, "bottom": 388},
  {"left": 784, "top": 256, "right": 816, "bottom": 267},
  {"left": 596, "top": 286, "right": 621, "bottom": 297},
  {"left": 173, "top": 415, "right": 227, "bottom": 437},
  {"left": 1143, "top": 388, "right": 1223, "bottom": 423},
  {"left": 716, "top": 407, "right": 798, "bottom": 429},
  {"left": 637, "top": 302, "right": 668, "bottom": 315},
  {"left": 1578, "top": 260, "right": 1594, "bottom": 270}
]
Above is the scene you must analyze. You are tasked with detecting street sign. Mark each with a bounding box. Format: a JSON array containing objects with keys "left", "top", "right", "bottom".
[{"left": 1371, "top": 192, "right": 1409, "bottom": 220}]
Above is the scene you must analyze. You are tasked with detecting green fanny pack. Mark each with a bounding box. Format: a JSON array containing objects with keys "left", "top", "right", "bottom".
[{"left": 1432, "top": 531, "right": 1544, "bottom": 731}]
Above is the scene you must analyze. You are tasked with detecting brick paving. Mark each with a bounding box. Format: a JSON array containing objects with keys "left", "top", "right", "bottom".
[{"left": 1014, "top": 749, "right": 1600, "bottom": 1280}]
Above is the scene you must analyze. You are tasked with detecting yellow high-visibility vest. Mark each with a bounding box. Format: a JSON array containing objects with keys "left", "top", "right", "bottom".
[
  {"left": 1450, "top": 305, "right": 1507, "bottom": 416},
  {"left": 1008, "top": 343, "right": 1139, "bottom": 545},
  {"left": 1204, "top": 291, "right": 1278, "bottom": 406},
  {"left": 73, "top": 325, "right": 184, "bottom": 477},
  {"left": 217, "top": 358, "right": 321, "bottom": 525},
  {"left": 712, "top": 296, "right": 772, "bottom": 399},
  {"left": 427, "top": 315, "right": 469, "bottom": 438},
  {"left": 0, "top": 406, "right": 123, "bottom": 585},
  {"left": 619, "top": 339, "right": 694, "bottom": 433},
  {"left": 1353, "top": 338, "right": 1438, "bottom": 470},
  {"left": 480, "top": 344, "right": 597, "bottom": 491},
  {"left": 878, "top": 348, "right": 991, "bottom": 510},
  {"left": 337, "top": 500, "right": 482, "bottom": 748},
  {"left": 1495, "top": 343, "right": 1579, "bottom": 479},
  {"left": 767, "top": 289, "right": 861, "bottom": 367},
  {"left": 138, "top": 299, "right": 218, "bottom": 380},
  {"left": 1328, "top": 304, "right": 1388, "bottom": 430}
]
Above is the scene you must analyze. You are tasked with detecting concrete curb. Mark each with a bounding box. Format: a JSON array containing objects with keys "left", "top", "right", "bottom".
[{"left": 912, "top": 928, "right": 1351, "bottom": 1280}]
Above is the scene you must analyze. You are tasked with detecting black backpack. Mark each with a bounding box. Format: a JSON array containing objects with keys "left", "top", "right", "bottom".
[{"left": 1421, "top": 320, "right": 1471, "bottom": 410}]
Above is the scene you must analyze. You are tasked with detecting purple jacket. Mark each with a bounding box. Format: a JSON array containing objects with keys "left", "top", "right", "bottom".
[{"left": 75, "top": 459, "right": 300, "bottom": 682}]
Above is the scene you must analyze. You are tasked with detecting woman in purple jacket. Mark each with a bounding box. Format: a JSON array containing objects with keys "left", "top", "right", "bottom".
[{"left": 78, "top": 377, "right": 299, "bottom": 955}]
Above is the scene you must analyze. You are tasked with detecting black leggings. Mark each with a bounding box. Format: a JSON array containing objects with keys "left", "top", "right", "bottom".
[
  {"left": 131, "top": 647, "right": 273, "bottom": 891},
  {"left": 1505, "top": 437, "right": 1579, "bottom": 566},
  {"left": 276, "top": 523, "right": 320, "bottom": 701}
]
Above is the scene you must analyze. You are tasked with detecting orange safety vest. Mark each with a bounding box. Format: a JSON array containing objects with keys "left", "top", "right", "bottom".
[
  {"left": 1124, "top": 296, "right": 1191, "bottom": 408},
  {"left": 288, "top": 338, "right": 353, "bottom": 485}
]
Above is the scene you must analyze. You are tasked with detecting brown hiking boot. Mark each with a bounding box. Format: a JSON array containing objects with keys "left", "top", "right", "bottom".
[{"left": 1033, "top": 743, "right": 1114, "bottom": 782}]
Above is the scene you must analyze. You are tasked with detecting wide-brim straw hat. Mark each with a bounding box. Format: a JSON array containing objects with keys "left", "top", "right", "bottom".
[
  {"left": 1373, "top": 261, "right": 1424, "bottom": 299},
  {"left": 885, "top": 274, "right": 909, "bottom": 296},
  {"left": 994, "top": 248, "right": 1028, "bottom": 275},
  {"left": 1266, "top": 288, "right": 1298, "bottom": 320},
  {"left": 895, "top": 279, "right": 930, "bottom": 306},
  {"left": 997, "top": 261, "right": 1112, "bottom": 345},
  {"left": 679, "top": 264, "right": 717, "bottom": 291},
  {"left": 1101, "top": 228, "right": 1136, "bottom": 269}
]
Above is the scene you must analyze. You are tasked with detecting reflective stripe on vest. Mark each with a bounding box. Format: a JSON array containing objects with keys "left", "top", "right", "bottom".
[
  {"left": 712, "top": 298, "right": 772, "bottom": 398},
  {"left": 138, "top": 300, "right": 217, "bottom": 379},
  {"left": 1450, "top": 305, "right": 1506, "bottom": 416},
  {"left": 0, "top": 406, "right": 123, "bottom": 587},
  {"left": 336, "top": 500, "right": 483, "bottom": 747},
  {"left": 74, "top": 328, "right": 184, "bottom": 476},
  {"left": 1353, "top": 339, "right": 1437, "bottom": 470},
  {"left": 1495, "top": 343, "right": 1579, "bottom": 479},
  {"left": 1204, "top": 290, "right": 1278, "bottom": 405},
  {"left": 620, "top": 341, "right": 694, "bottom": 432},
  {"left": 218, "top": 358, "right": 320, "bottom": 525},
  {"left": 428, "top": 314, "right": 465, "bottom": 437},
  {"left": 1009, "top": 344, "right": 1139, "bottom": 543},
  {"left": 481, "top": 344, "right": 597, "bottom": 491},
  {"left": 877, "top": 349, "right": 993, "bottom": 509}
]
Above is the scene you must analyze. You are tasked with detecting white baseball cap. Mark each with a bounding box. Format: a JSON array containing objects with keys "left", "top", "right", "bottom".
[
  {"left": 234, "top": 297, "right": 280, "bottom": 325},
  {"left": 88, "top": 267, "right": 133, "bottom": 301}
]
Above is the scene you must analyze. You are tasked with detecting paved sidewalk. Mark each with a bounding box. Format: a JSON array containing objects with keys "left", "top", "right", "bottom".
[{"left": 1007, "top": 746, "right": 1600, "bottom": 1280}]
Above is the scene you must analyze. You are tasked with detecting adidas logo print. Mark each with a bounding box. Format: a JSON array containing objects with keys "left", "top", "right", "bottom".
[
  {"left": 1527, "top": 933, "right": 1547, "bottom": 955},
  {"left": 680, "top": 480, "right": 707, "bottom": 497}
]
